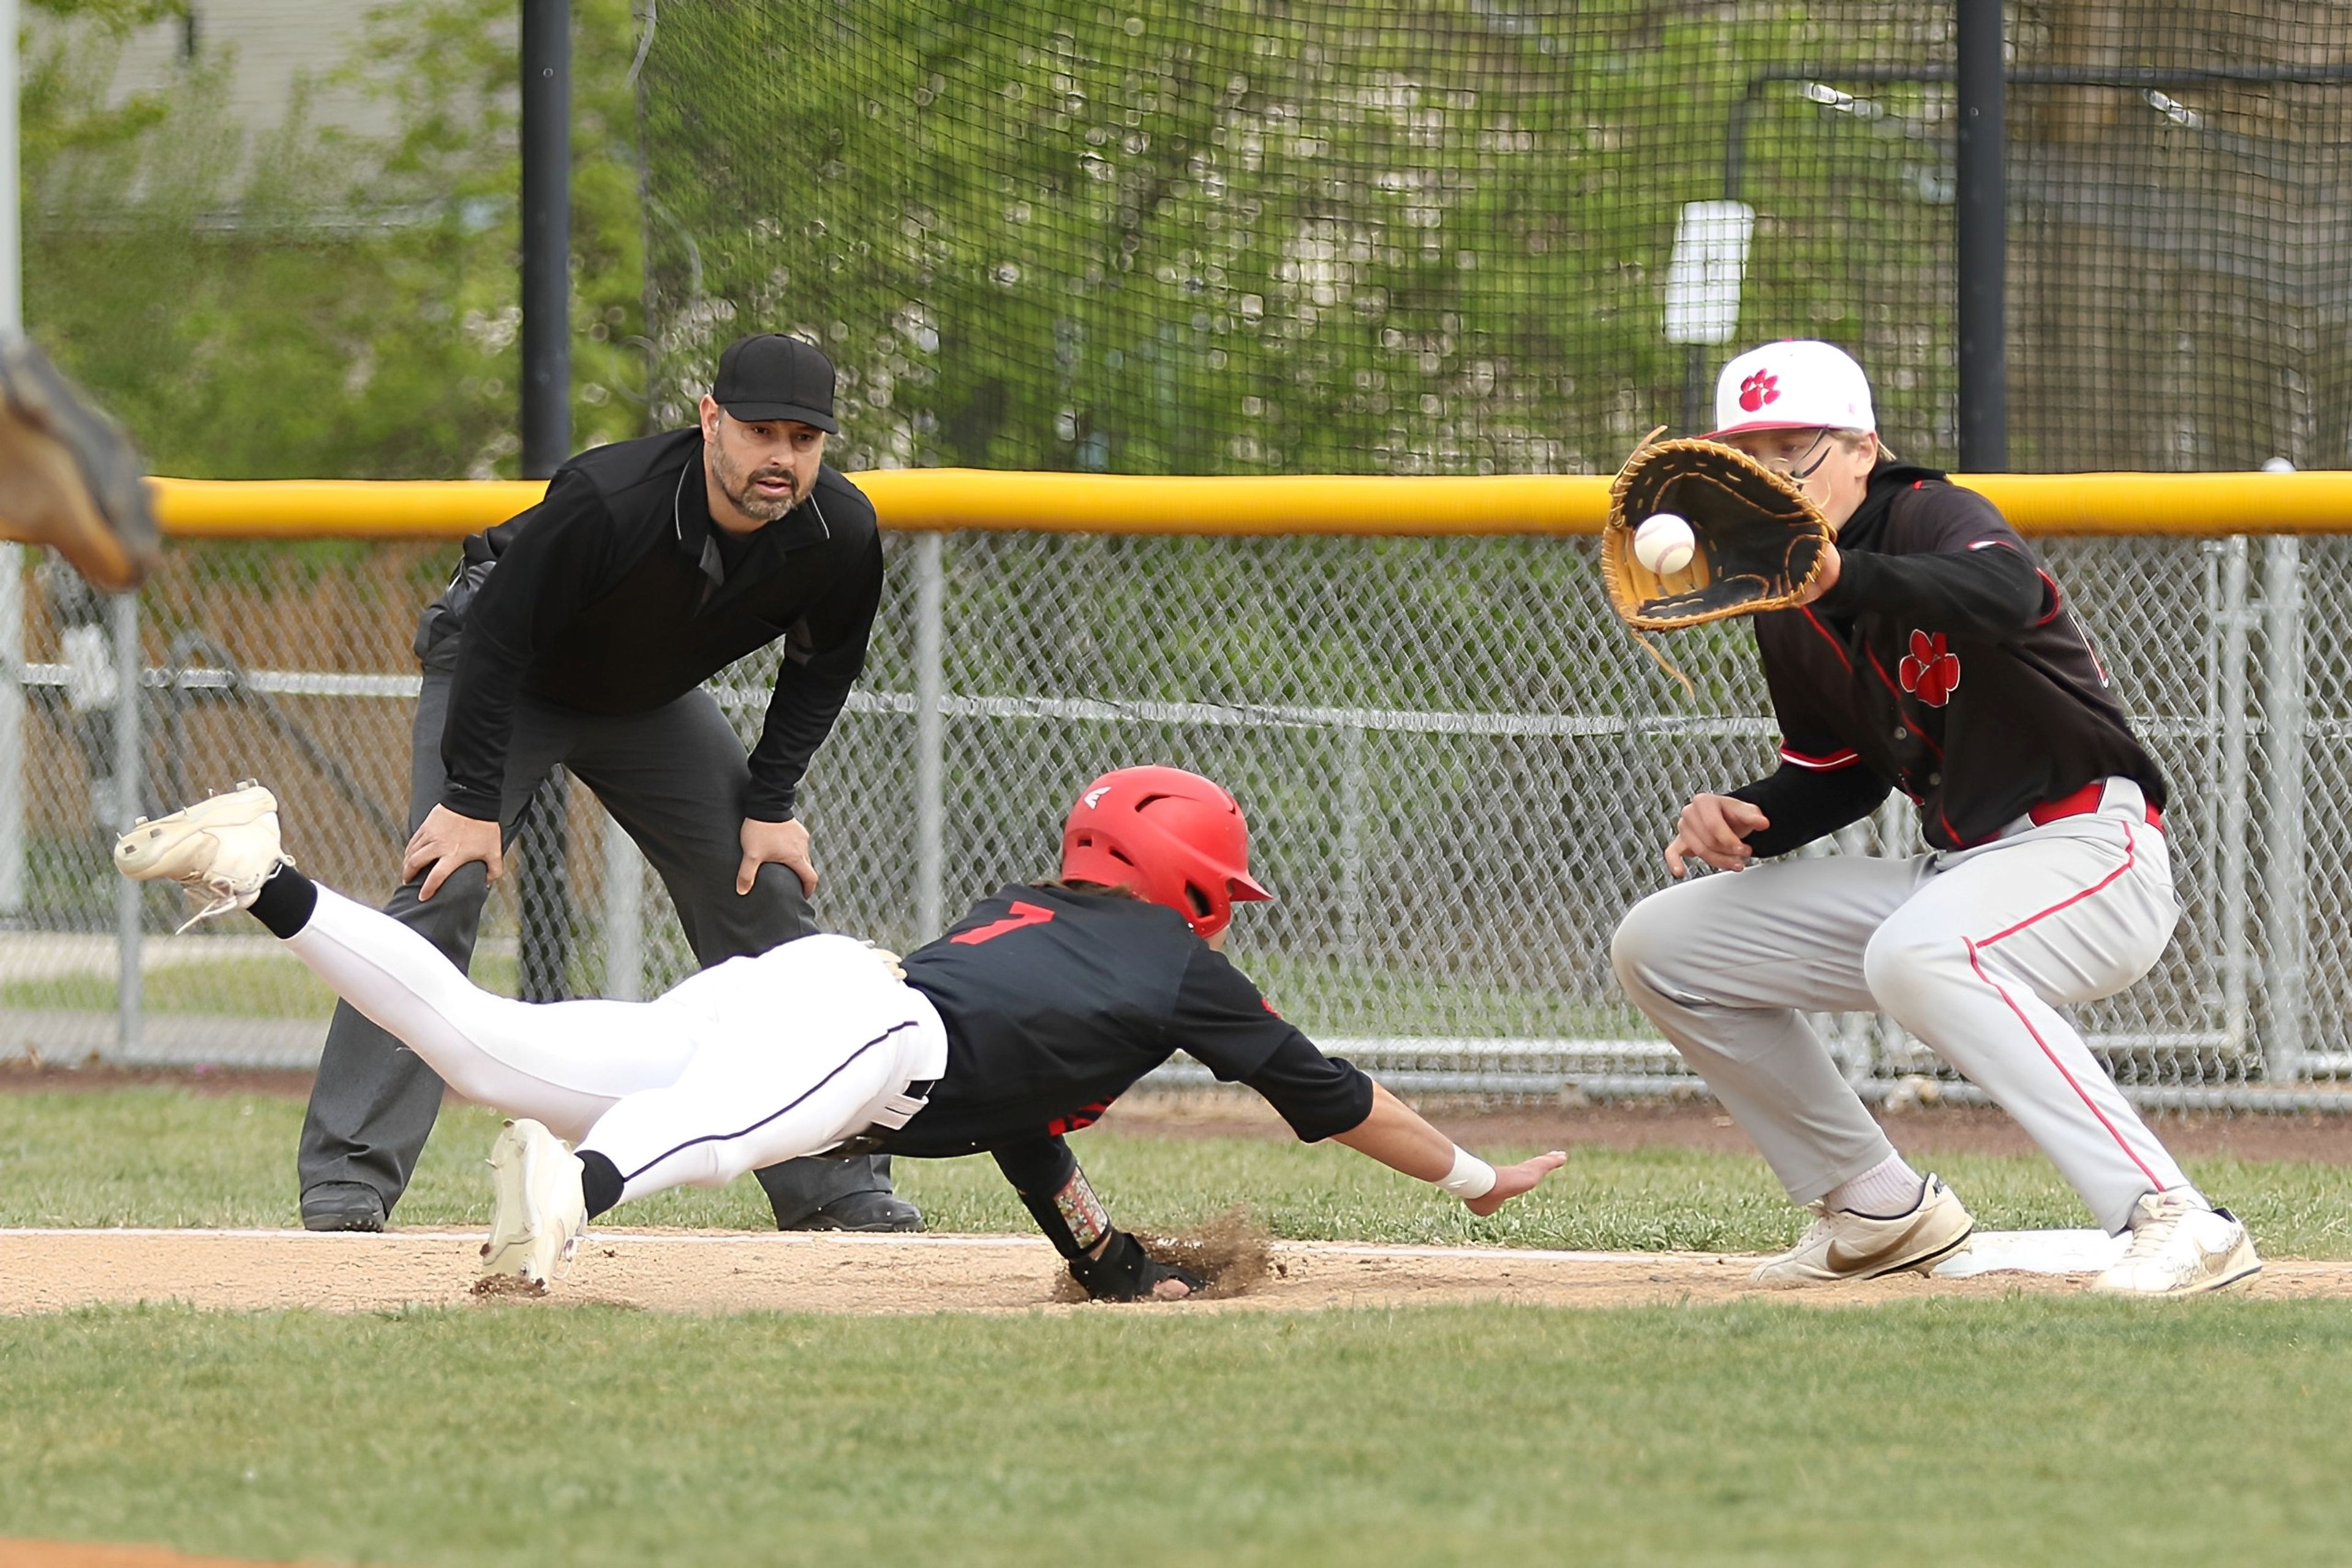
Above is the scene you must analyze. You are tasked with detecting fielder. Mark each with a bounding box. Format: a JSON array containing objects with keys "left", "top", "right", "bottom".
[
  {"left": 295, "top": 333, "right": 911, "bottom": 1236},
  {"left": 119, "top": 766, "right": 1567, "bottom": 1300},
  {"left": 1610, "top": 340, "right": 2259, "bottom": 1297}
]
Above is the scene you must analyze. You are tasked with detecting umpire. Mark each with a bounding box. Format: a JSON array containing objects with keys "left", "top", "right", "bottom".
[{"left": 295, "top": 333, "right": 918, "bottom": 1235}]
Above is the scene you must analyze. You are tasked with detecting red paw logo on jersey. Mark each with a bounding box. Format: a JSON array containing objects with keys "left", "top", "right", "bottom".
[
  {"left": 1899, "top": 630, "right": 1961, "bottom": 706},
  {"left": 1738, "top": 371, "right": 1781, "bottom": 412}
]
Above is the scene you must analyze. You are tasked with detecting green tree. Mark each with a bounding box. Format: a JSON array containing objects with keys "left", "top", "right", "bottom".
[{"left": 23, "top": 0, "right": 650, "bottom": 480}]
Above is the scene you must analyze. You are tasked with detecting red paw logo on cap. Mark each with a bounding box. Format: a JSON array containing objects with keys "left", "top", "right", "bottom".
[
  {"left": 1899, "top": 630, "right": 1961, "bottom": 707},
  {"left": 1738, "top": 371, "right": 1781, "bottom": 412}
]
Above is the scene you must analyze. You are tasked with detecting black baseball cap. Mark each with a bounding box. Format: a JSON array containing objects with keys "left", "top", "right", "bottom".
[{"left": 712, "top": 334, "right": 838, "bottom": 432}]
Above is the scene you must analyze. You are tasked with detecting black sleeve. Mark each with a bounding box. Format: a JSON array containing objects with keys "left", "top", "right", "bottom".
[
  {"left": 991, "top": 1133, "right": 1078, "bottom": 1205},
  {"left": 1173, "top": 947, "right": 1374, "bottom": 1141},
  {"left": 1812, "top": 485, "right": 2048, "bottom": 638},
  {"left": 1728, "top": 762, "right": 1893, "bottom": 859},
  {"left": 1240, "top": 1036, "right": 1375, "bottom": 1143},
  {"left": 1170, "top": 945, "right": 1313, "bottom": 1082},
  {"left": 1740, "top": 616, "right": 1890, "bottom": 857},
  {"left": 439, "top": 469, "right": 619, "bottom": 819},
  {"left": 744, "top": 526, "right": 883, "bottom": 821}
]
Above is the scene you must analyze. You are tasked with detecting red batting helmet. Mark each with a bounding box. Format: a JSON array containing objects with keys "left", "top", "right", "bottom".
[{"left": 1059, "top": 765, "right": 1273, "bottom": 937}]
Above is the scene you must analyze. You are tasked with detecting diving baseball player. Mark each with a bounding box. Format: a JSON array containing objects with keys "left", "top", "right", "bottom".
[
  {"left": 119, "top": 766, "right": 1567, "bottom": 1300},
  {"left": 1610, "top": 340, "right": 2259, "bottom": 1297},
  {"left": 295, "top": 333, "right": 913, "bottom": 1236}
]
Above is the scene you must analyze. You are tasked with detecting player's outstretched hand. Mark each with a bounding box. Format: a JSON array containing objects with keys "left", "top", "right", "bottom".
[
  {"left": 738, "top": 815, "right": 817, "bottom": 898},
  {"left": 1664, "top": 792, "right": 1769, "bottom": 878},
  {"left": 403, "top": 805, "right": 503, "bottom": 901},
  {"left": 1464, "top": 1150, "right": 1567, "bottom": 1217}
]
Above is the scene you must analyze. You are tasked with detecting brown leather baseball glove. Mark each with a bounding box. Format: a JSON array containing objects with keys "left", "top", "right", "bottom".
[
  {"left": 0, "top": 333, "right": 160, "bottom": 592},
  {"left": 1601, "top": 437, "right": 1834, "bottom": 630}
]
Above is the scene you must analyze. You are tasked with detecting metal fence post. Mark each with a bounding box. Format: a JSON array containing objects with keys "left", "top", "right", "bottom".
[
  {"left": 1338, "top": 722, "right": 1364, "bottom": 962},
  {"left": 601, "top": 801, "right": 643, "bottom": 1001},
  {"left": 0, "top": 0, "right": 23, "bottom": 918},
  {"left": 111, "top": 590, "right": 141, "bottom": 1058},
  {"left": 914, "top": 532, "right": 945, "bottom": 941},
  {"left": 2260, "top": 535, "right": 2305, "bottom": 1080},
  {"left": 2218, "top": 537, "right": 2251, "bottom": 1056},
  {"left": 1831, "top": 819, "right": 1875, "bottom": 1082},
  {"left": 0, "top": 548, "right": 21, "bottom": 914}
]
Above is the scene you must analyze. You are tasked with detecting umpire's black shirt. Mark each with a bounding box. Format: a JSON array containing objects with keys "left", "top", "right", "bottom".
[
  {"left": 421, "top": 428, "right": 883, "bottom": 822},
  {"left": 889, "top": 883, "right": 1376, "bottom": 1157}
]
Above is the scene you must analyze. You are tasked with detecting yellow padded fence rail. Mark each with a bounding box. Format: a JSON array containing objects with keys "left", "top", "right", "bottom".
[{"left": 146, "top": 469, "right": 2352, "bottom": 540}]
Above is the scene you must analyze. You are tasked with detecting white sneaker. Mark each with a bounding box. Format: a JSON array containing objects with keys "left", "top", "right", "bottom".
[
  {"left": 113, "top": 781, "right": 292, "bottom": 930},
  {"left": 478, "top": 1118, "right": 587, "bottom": 1292},
  {"left": 2090, "top": 1192, "right": 2261, "bottom": 1297},
  {"left": 1752, "top": 1174, "right": 1976, "bottom": 1286}
]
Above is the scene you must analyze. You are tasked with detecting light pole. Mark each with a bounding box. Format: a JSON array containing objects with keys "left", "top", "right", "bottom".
[
  {"left": 515, "top": 0, "right": 571, "bottom": 1001},
  {"left": 1954, "top": 0, "right": 2008, "bottom": 470}
]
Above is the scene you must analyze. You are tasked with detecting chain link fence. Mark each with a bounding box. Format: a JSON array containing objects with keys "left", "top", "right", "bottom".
[
  {"left": 644, "top": 2, "right": 2352, "bottom": 477},
  {"left": 7, "top": 1, "right": 2348, "bottom": 1111},
  {"left": 5, "top": 524, "right": 2343, "bottom": 1111}
]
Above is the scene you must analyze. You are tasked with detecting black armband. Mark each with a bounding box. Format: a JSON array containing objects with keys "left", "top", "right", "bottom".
[{"left": 993, "top": 1137, "right": 1107, "bottom": 1261}]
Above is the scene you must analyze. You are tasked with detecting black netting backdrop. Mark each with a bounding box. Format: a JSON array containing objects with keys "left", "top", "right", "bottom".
[{"left": 639, "top": 2, "right": 2350, "bottom": 477}]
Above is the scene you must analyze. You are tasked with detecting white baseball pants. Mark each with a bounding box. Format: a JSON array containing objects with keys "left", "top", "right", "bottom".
[
  {"left": 284, "top": 887, "right": 946, "bottom": 1207},
  {"left": 1611, "top": 780, "right": 2189, "bottom": 1233}
]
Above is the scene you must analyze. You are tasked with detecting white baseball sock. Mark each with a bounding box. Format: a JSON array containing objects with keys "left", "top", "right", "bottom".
[{"left": 1823, "top": 1153, "right": 1926, "bottom": 1217}]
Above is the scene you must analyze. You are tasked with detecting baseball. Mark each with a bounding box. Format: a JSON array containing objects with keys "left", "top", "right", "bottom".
[{"left": 1634, "top": 511, "right": 1695, "bottom": 575}]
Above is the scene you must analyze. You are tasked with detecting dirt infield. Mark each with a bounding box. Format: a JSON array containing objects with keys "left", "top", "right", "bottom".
[{"left": 5, "top": 1227, "right": 2347, "bottom": 1315}]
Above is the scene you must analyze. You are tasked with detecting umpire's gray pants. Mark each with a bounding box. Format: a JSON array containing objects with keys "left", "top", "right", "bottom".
[
  {"left": 1610, "top": 788, "right": 2188, "bottom": 1233},
  {"left": 295, "top": 646, "right": 894, "bottom": 1225}
]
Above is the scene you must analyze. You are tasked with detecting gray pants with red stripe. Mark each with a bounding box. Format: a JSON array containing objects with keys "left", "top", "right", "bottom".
[{"left": 1611, "top": 782, "right": 2188, "bottom": 1233}]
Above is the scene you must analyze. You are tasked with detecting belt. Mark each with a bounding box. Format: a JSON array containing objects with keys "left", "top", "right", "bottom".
[
  {"left": 816, "top": 1077, "right": 939, "bottom": 1161},
  {"left": 2024, "top": 778, "right": 2163, "bottom": 834}
]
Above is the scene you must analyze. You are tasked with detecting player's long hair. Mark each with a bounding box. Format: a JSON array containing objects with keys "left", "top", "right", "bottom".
[{"left": 1029, "top": 878, "right": 1146, "bottom": 902}]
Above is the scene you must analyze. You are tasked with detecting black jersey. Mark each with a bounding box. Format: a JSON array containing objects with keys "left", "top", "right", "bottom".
[
  {"left": 886, "top": 883, "right": 1373, "bottom": 1157},
  {"left": 1736, "top": 464, "right": 2164, "bottom": 853},
  {"left": 420, "top": 429, "right": 882, "bottom": 822}
]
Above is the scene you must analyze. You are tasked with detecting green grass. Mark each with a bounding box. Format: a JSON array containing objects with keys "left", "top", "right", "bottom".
[
  {"left": 5, "top": 1087, "right": 2349, "bottom": 1564},
  {"left": 4, "top": 1298, "right": 2350, "bottom": 1566},
  {"left": 1243, "top": 949, "right": 1651, "bottom": 1037},
  {"left": 2, "top": 952, "right": 519, "bottom": 1020},
  {"left": 2, "top": 947, "right": 1643, "bottom": 1035},
  {"left": 4, "top": 1087, "right": 2349, "bottom": 1257}
]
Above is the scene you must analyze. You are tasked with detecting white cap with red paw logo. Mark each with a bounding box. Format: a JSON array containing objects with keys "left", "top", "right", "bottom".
[{"left": 1706, "top": 339, "right": 1877, "bottom": 440}]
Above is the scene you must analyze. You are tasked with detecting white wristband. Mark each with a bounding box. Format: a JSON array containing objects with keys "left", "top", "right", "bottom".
[{"left": 1434, "top": 1145, "right": 1497, "bottom": 1200}]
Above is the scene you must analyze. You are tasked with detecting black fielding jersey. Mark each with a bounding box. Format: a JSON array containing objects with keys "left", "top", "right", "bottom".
[
  {"left": 1738, "top": 464, "right": 2165, "bottom": 853},
  {"left": 886, "top": 883, "right": 1374, "bottom": 1158}
]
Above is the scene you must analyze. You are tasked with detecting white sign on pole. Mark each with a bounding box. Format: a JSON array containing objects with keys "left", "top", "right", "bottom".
[{"left": 1663, "top": 198, "right": 1754, "bottom": 347}]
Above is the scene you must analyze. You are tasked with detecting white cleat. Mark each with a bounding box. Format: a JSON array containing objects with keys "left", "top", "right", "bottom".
[
  {"left": 478, "top": 1118, "right": 587, "bottom": 1294},
  {"left": 111, "top": 780, "right": 291, "bottom": 930},
  {"left": 2090, "top": 1192, "right": 2261, "bottom": 1297},
  {"left": 1752, "top": 1174, "right": 1976, "bottom": 1286}
]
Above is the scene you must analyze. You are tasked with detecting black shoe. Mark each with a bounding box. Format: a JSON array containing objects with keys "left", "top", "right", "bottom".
[
  {"left": 780, "top": 1190, "right": 922, "bottom": 1233},
  {"left": 301, "top": 1184, "right": 387, "bottom": 1233}
]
